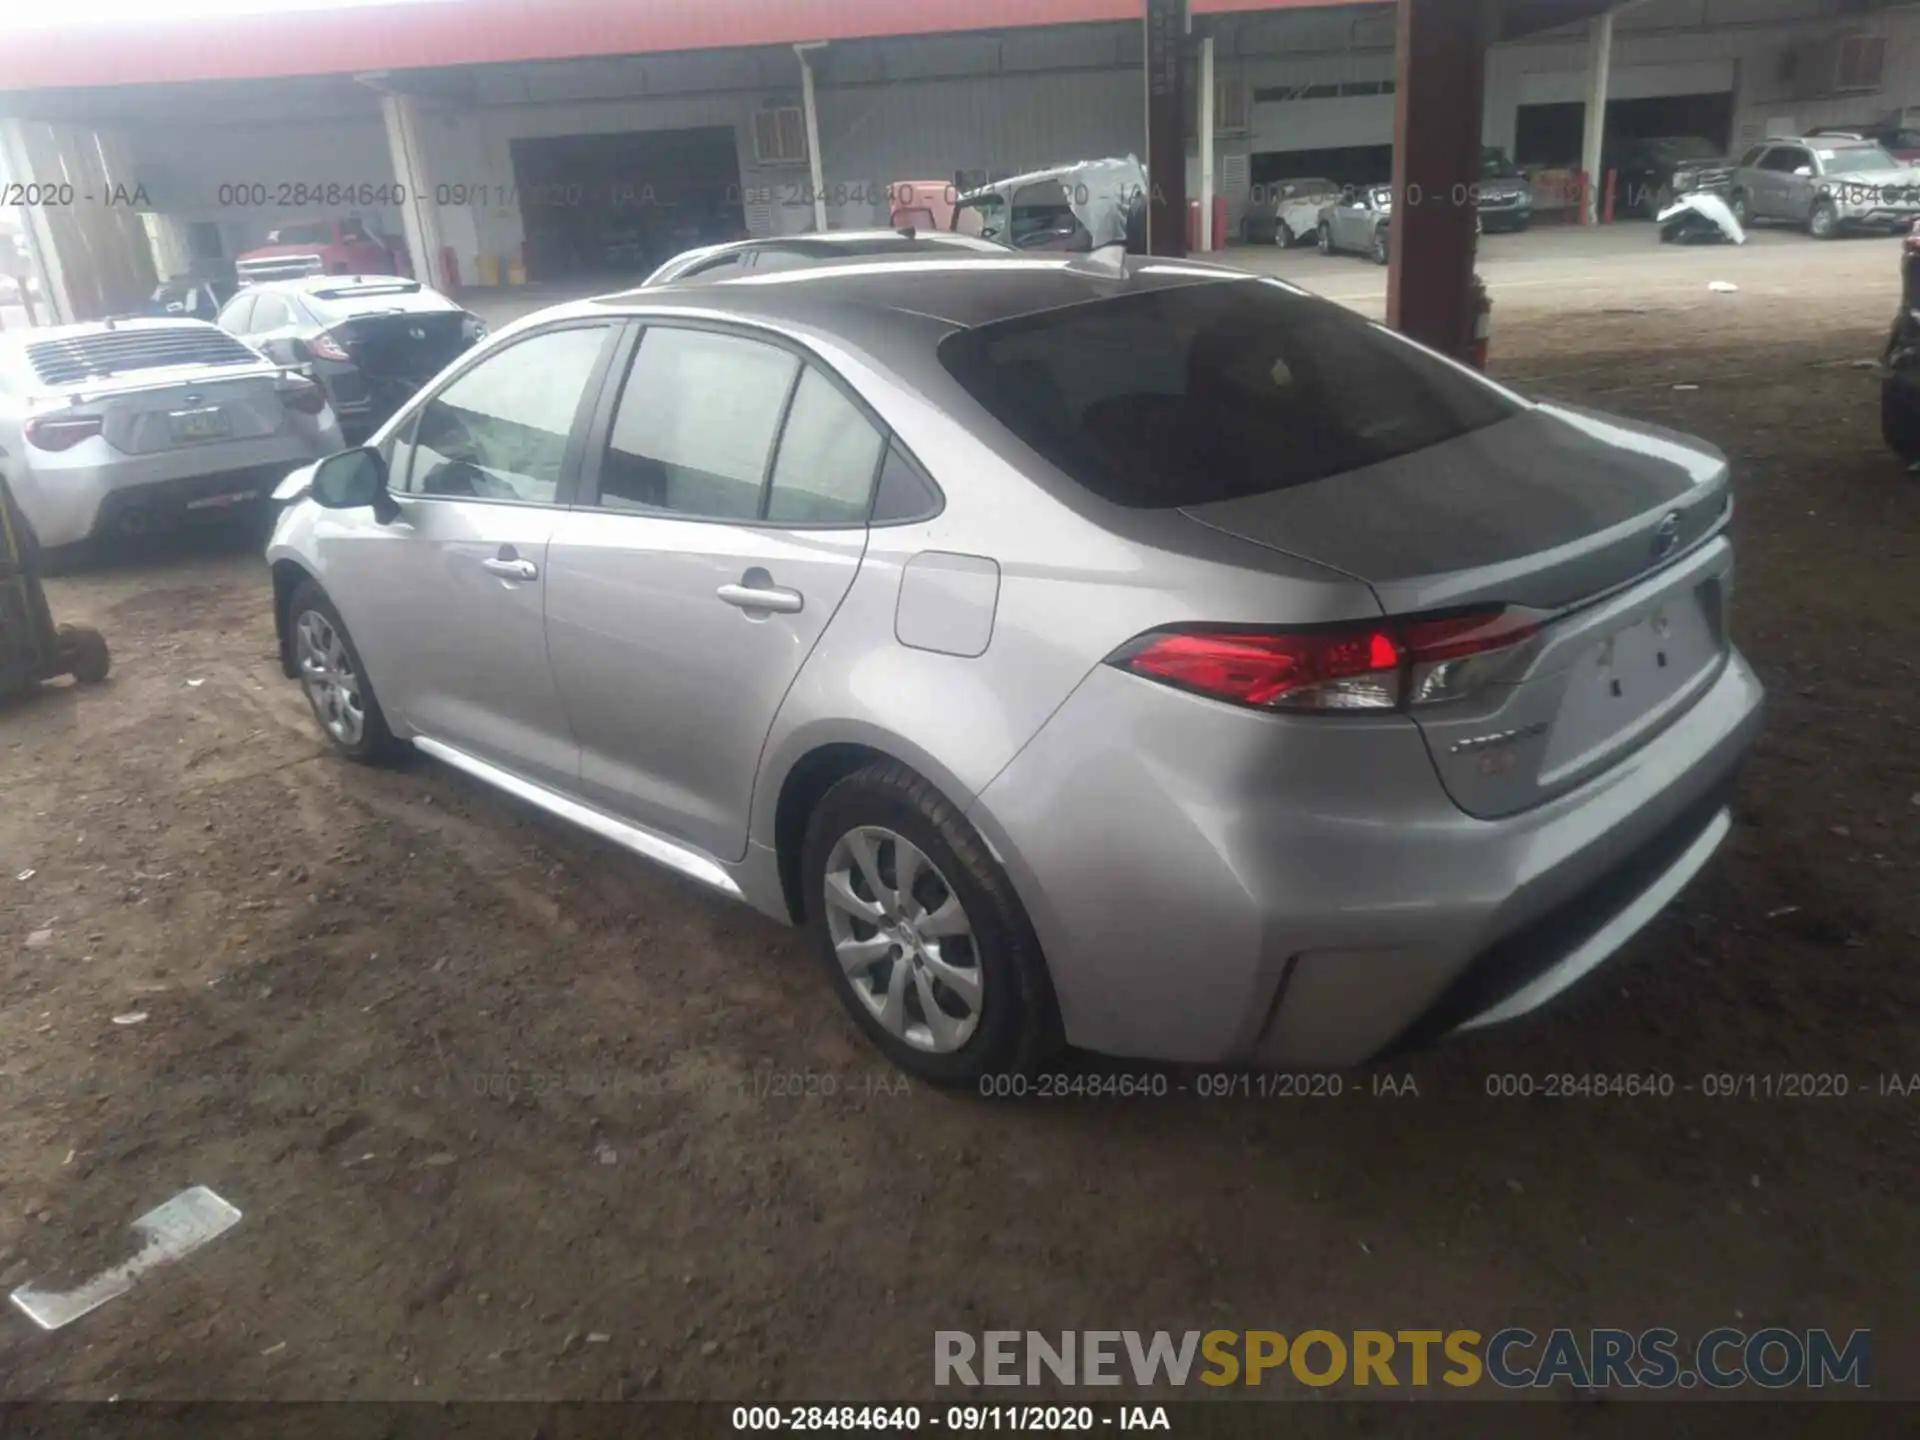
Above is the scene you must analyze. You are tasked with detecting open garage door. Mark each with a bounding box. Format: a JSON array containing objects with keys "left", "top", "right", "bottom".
[
  {"left": 1250, "top": 144, "right": 1394, "bottom": 194},
  {"left": 510, "top": 126, "right": 745, "bottom": 283},
  {"left": 1250, "top": 82, "right": 1397, "bottom": 193},
  {"left": 1513, "top": 61, "right": 1737, "bottom": 168}
]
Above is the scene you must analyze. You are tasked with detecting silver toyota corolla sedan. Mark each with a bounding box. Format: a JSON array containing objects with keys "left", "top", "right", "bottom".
[
  {"left": 265, "top": 255, "right": 1762, "bottom": 1085},
  {"left": 1, "top": 319, "right": 343, "bottom": 551}
]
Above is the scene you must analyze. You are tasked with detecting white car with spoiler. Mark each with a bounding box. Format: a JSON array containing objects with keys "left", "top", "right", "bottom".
[{"left": 0, "top": 318, "right": 342, "bottom": 551}]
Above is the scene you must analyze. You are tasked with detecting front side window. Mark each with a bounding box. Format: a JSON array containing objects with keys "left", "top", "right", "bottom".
[
  {"left": 1761, "top": 148, "right": 1809, "bottom": 173},
  {"left": 1010, "top": 180, "right": 1083, "bottom": 247},
  {"left": 954, "top": 195, "right": 1006, "bottom": 242},
  {"left": 595, "top": 327, "right": 798, "bottom": 520},
  {"left": 398, "top": 324, "right": 610, "bottom": 503},
  {"left": 938, "top": 279, "right": 1521, "bottom": 508}
]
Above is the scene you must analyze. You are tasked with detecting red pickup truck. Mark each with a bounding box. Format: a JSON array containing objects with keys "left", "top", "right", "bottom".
[{"left": 236, "top": 217, "right": 407, "bottom": 284}]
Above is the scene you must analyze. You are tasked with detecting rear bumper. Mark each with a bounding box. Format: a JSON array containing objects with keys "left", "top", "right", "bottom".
[
  {"left": 14, "top": 433, "right": 341, "bottom": 549},
  {"left": 968, "top": 647, "right": 1764, "bottom": 1068}
]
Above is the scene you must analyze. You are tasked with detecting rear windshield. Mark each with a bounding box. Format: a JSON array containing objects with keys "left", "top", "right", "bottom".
[
  {"left": 937, "top": 280, "right": 1521, "bottom": 507},
  {"left": 24, "top": 326, "right": 261, "bottom": 385}
]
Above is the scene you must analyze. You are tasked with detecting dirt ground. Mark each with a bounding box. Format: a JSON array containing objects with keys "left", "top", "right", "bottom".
[{"left": 1, "top": 241, "right": 1916, "bottom": 1407}]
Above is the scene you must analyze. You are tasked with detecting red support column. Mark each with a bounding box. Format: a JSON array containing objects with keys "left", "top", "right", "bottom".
[{"left": 1387, "top": 0, "right": 1490, "bottom": 362}]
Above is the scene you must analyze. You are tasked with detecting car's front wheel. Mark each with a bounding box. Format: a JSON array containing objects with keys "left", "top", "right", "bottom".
[
  {"left": 1809, "top": 199, "right": 1839, "bottom": 240},
  {"left": 1317, "top": 222, "right": 1334, "bottom": 255},
  {"left": 1729, "top": 190, "right": 1752, "bottom": 227},
  {"left": 801, "top": 760, "right": 1058, "bottom": 1087},
  {"left": 1371, "top": 228, "right": 1391, "bottom": 266},
  {"left": 1277, "top": 221, "right": 1295, "bottom": 248},
  {"left": 288, "top": 579, "right": 401, "bottom": 764}
]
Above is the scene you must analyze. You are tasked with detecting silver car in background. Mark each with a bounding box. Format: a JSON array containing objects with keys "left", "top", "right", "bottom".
[
  {"left": 0, "top": 319, "right": 343, "bottom": 550},
  {"left": 265, "top": 257, "right": 1761, "bottom": 1084},
  {"left": 1728, "top": 135, "right": 1920, "bottom": 237}
]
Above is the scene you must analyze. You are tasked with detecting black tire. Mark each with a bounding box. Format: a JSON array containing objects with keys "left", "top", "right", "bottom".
[
  {"left": 1317, "top": 222, "right": 1333, "bottom": 255},
  {"left": 1371, "top": 228, "right": 1390, "bottom": 266},
  {"left": 286, "top": 579, "right": 401, "bottom": 764},
  {"left": 1809, "top": 199, "right": 1839, "bottom": 240},
  {"left": 58, "top": 625, "right": 110, "bottom": 684},
  {"left": 1729, "top": 190, "right": 1752, "bottom": 228},
  {"left": 800, "top": 760, "right": 1059, "bottom": 1088},
  {"left": 1277, "top": 221, "right": 1295, "bottom": 248},
  {"left": 1883, "top": 381, "right": 1920, "bottom": 462}
]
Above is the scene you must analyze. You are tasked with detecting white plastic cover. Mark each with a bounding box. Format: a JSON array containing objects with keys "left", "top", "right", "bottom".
[
  {"left": 1066, "top": 156, "right": 1148, "bottom": 250},
  {"left": 1658, "top": 191, "right": 1747, "bottom": 244}
]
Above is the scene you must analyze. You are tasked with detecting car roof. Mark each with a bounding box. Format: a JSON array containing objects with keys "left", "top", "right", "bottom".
[
  {"left": 1771, "top": 134, "right": 1878, "bottom": 147},
  {"left": 591, "top": 253, "right": 1247, "bottom": 335}
]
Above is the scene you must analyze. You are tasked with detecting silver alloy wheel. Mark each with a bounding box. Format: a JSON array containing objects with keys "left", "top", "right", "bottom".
[
  {"left": 295, "top": 608, "right": 365, "bottom": 747},
  {"left": 822, "top": 825, "right": 982, "bottom": 1053},
  {"left": 1809, "top": 202, "right": 1836, "bottom": 238}
]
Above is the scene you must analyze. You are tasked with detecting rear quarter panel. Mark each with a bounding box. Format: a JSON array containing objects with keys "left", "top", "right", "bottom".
[{"left": 745, "top": 317, "right": 1382, "bottom": 852}]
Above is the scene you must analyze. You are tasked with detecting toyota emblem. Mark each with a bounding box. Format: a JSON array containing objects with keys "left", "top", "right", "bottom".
[
  {"left": 408, "top": 326, "right": 426, "bottom": 340},
  {"left": 1652, "top": 512, "right": 1683, "bottom": 561}
]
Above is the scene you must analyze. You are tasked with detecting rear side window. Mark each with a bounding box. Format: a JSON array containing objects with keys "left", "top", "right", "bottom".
[
  {"left": 249, "top": 295, "right": 291, "bottom": 331},
  {"left": 597, "top": 327, "right": 798, "bottom": 519},
  {"left": 937, "top": 281, "right": 1521, "bottom": 508},
  {"left": 217, "top": 294, "right": 257, "bottom": 332},
  {"left": 765, "top": 369, "right": 884, "bottom": 526}
]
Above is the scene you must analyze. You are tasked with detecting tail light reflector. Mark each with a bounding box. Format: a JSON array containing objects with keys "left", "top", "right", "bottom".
[
  {"left": 308, "top": 329, "right": 352, "bottom": 362},
  {"left": 1110, "top": 608, "right": 1542, "bottom": 713},
  {"left": 277, "top": 377, "right": 329, "bottom": 415},
  {"left": 23, "top": 414, "right": 104, "bottom": 452}
]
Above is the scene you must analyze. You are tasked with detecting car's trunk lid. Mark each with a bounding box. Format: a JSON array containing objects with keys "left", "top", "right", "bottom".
[
  {"left": 333, "top": 311, "right": 469, "bottom": 382},
  {"left": 71, "top": 368, "right": 292, "bottom": 455},
  {"left": 1182, "top": 403, "right": 1734, "bottom": 817}
]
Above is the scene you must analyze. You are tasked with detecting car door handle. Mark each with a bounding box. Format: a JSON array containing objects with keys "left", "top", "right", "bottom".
[
  {"left": 717, "top": 581, "right": 804, "bottom": 614},
  {"left": 482, "top": 557, "right": 539, "bottom": 582}
]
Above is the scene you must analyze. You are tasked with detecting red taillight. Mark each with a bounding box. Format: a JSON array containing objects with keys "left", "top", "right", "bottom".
[
  {"left": 23, "top": 414, "right": 104, "bottom": 452},
  {"left": 277, "top": 377, "right": 329, "bottom": 415},
  {"left": 1122, "top": 628, "right": 1404, "bottom": 710},
  {"left": 1111, "top": 608, "right": 1541, "bottom": 713},
  {"left": 308, "top": 330, "right": 351, "bottom": 362}
]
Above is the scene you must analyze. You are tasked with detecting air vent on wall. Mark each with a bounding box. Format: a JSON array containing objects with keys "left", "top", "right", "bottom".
[
  {"left": 751, "top": 106, "right": 809, "bottom": 166},
  {"left": 1780, "top": 34, "right": 1886, "bottom": 99}
]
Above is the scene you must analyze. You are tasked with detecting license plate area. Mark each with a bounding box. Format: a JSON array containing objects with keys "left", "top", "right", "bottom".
[
  {"left": 184, "top": 488, "right": 259, "bottom": 512},
  {"left": 1538, "top": 583, "right": 1721, "bottom": 777},
  {"left": 168, "top": 406, "right": 229, "bottom": 442}
]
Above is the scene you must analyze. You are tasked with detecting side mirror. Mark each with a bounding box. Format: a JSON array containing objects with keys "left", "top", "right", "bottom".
[{"left": 310, "top": 447, "right": 399, "bottom": 523}]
